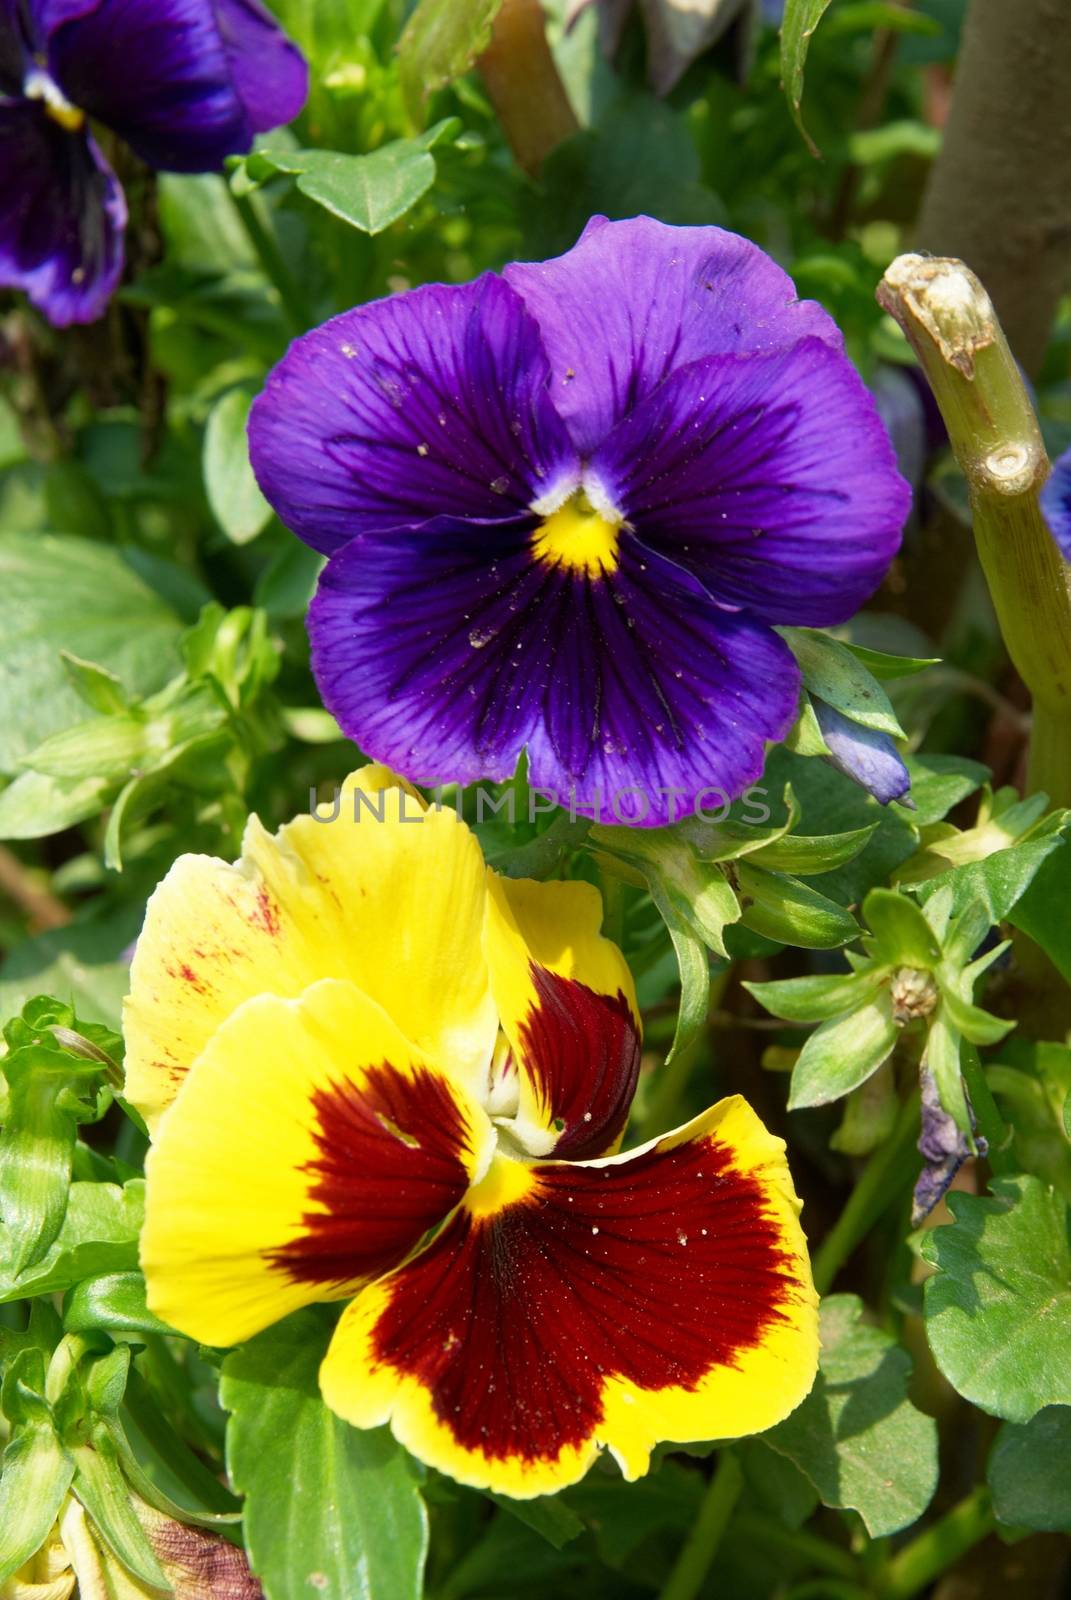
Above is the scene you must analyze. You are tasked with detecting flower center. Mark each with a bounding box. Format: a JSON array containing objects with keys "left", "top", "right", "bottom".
[
  {"left": 532, "top": 488, "right": 620, "bottom": 577},
  {"left": 465, "top": 1151, "right": 538, "bottom": 1218},
  {"left": 24, "top": 68, "right": 85, "bottom": 132}
]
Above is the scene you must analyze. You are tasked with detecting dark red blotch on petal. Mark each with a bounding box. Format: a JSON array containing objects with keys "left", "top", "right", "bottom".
[
  {"left": 268, "top": 1064, "right": 474, "bottom": 1288},
  {"left": 369, "top": 1135, "right": 795, "bottom": 1464},
  {"left": 519, "top": 967, "right": 641, "bottom": 1159}
]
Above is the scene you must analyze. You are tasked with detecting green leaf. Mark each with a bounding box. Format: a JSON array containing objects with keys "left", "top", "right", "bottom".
[
  {"left": 0, "top": 533, "right": 183, "bottom": 775},
  {"left": 779, "top": 0, "right": 840, "bottom": 155},
  {"left": 65, "top": 1272, "right": 176, "bottom": 1341},
  {"left": 0, "top": 768, "right": 114, "bottom": 840},
  {"left": 743, "top": 969, "right": 883, "bottom": 1023},
  {"left": 765, "top": 1295, "right": 938, "bottom": 1536},
  {"left": 397, "top": 0, "right": 502, "bottom": 120},
  {"left": 863, "top": 887, "right": 942, "bottom": 968},
  {"left": 923, "top": 1009, "right": 970, "bottom": 1135},
  {"left": 788, "top": 997, "right": 898, "bottom": 1110},
  {"left": 781, "top": 627, "right": 904, "bottom": 738},
  {"left": 486, "top": 1491, "right": 584, "bottom": 1549},
  {"left": 258, "top": 123, "right": 458, "bottom": 235},
  {"left": 222, "top": 1310, "right": 428, "bottom": 1600},
  {"left": 62, "top": 652, "right": 131, "bottom": 715},
  {"left": 0, "top": 1180, "right": 145, "bottom": 1302},
  {"left": 922, "top": 1177, "right": 1071, "bottom": 1421},
  {"left": 735, "top": 863, "right": 858, "bottom": 949},
  {"left": 915, "top": 821, "right": 1067, "bottom": 924},
  {"left": 986, "top": 1043, "right": 1071, "bottom": 1200},
  {"left": 899, "top": 755, "right": 990, "bottom": 828},
  {"left": 203, "top": 389, "right": 273, "bottom": 545},
  {"left": 1009, "top": 844, "right": 1071, "bottom": 985},
  {"left": 988, "top": 1407, "right": 1071, "bottom": 1532},
  {"left": 0, "top": 1424, "right": 75, "bottom": 1583}
]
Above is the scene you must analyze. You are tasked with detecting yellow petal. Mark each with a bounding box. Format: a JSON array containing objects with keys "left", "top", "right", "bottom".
[
  {"left": 141, "top": 978, "right": 495, "bottom": 1348},
  {"left": 482, "top": 873, "right": 641, "bottom": 1157},
  {"left": 124, "top": 769, "right": 496, "bottom": 1130}
]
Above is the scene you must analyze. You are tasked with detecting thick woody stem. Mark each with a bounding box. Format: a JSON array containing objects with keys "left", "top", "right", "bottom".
[
  {"left": 477, "top": 0, "right": 579, "bottom": 175},
  {"left": 877, "top": 254, "right": 1071, "bottom": 808},
  {"left": 915, "top": 0, "right": 1071, "bottom": 375}
]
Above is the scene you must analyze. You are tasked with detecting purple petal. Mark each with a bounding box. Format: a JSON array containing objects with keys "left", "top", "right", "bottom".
[
  {"left": 912, "top": 1068, "right": 985, "bottom": 1225},
  {"left": 1040, "top": 446, "right": 1071, "bottom": 562},
  {"left": 250, "top": 275, "right": 580, "bottom": 557},
  {"left": 0, "top": 102, "right": 125, "bottom": 325},
  {"left": 813, "top": 699, "right": 910, "bottom": 806},
  {"left": 589, "top": 339, "right": 909, "bottom": 625},
  {"left": 210, "top": 0, "right": 307, "bottom": 132},
  {"left": 308, "top": 521, "right": 799, "bottom": 826},
  {"left": 44, "top": 0, "right": 249, "bottom": 171},
  {"left": 503, "top": 215, "right": 844, "bottom": 456}
]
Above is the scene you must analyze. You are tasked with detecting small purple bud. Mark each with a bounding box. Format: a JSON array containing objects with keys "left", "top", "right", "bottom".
[
  {"left": 912, "top": 1068, "right": 987, "bottom": 1225},
  {"left": 813, "top": 698, "right": 911, "bottom": 806}
]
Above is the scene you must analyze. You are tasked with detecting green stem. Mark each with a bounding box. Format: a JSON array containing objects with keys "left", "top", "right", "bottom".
[
  {"left": 659, "top": 1451, "right": 744, "bottom": 1600},
  {"left": 228, "top": 187, "right": 310, "bottom": 334},
  {"left": 959, "top": 1045, "right": 1014, "bottom": 1173},
  {"left": 813, "top": 1090, "right": 920, "bottom": 1295},
  {"left": 730, "top": 1513, "right": 858, "bottom": 1582},
  {"left": 638, "top": 967, "right": 729, "bottom": 1140},
  {"left": 878, "top": 1488, "right": 994, "bottom": 1600},
  {"left": 876, "top": 256, "right": 1071, "bottom": 809}
]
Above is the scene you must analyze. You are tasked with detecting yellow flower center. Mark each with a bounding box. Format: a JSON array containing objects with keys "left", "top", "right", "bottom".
[
  {"left": 24, "top": 69, "right": 86, "bottom": 132},
  {"left": 532, "top": 489, "right": 620, "bottom": 577},
  {"left": 464, "top": 1152, "right": 538, "bottom": 1219}
]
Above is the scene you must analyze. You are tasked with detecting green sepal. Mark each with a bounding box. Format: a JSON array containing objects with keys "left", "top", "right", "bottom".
[
  {"left": 0, "top": 1423, "right": 76, "bottom": 1584},
  {"left": 840, "top": 641, "right": 940, "bottom": 680},
  {"left": 788, "top": 998, "right": 899, "bottom": 1110},
  {"left": 72, "top": 1422, "right": 170, "bottom": 1593},
  {"left": 745, "top": 821, "right": 878, "bottom": 877},
  {"left": 65, "top": 1272, "right": 177, "bottom": 1342},
  {"left": 782, "top": 692, "right": 831, "bottom": 757},
  {"left": 939, "top": 986, "right": 1014, "bottom": 1047},
  {"left": 591, "top": 831, "right": 736, "bottom": 1062},
  {"left": 0, "top": 1038, "right": 110, "bottom": 1277},
  {"left": 735, "top": 862, "right": 859, "bottom": 949},
  {"left": 743, "top": 969, "right": 885, "bottom": 1023},
  {"left": 1, "top": 1346, "right": 51, "bottom": 1426},
  {"left": 780, "top": 626, "right": 906, "bottom": 738},
  {"left": 863, "top": 887, "right": 942, "bottom": 968},
  {"left": 923, "top": 1011, "right": 971, "bottom": 1136}
]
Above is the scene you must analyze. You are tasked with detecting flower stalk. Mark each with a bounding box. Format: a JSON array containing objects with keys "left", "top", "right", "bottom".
[
  {"left": 876, "top": 254, "right": 1071, "bottom": 807},
  {"left": 477, "top": 0, "right": 579, "bottom": 174}
]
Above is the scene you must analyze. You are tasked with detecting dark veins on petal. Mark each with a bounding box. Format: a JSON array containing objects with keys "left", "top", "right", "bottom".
[
  {"left": 370, "top": 1135, "right": 796, "bottom": 1465},
  {"left": 267, "top": 1063, "right": 476, "bottom": 1287},
  {"left": 519, "top": 966, "right": 641, "bottom": 1159}
]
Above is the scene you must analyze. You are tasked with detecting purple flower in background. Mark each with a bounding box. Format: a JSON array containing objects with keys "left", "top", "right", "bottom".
[
  {"left": 251, "top": 216, "right": 910, "bottom": 825},
  {"left": 0, "top": 0, "right": 307, "bottom": 326},
  {"left": 1040, "top": 443, "right": 1071, "bottom": 563}
]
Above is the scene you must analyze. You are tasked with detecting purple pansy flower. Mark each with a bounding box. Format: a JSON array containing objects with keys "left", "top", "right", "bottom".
[
  {"left": 0, "top": 0, "right": 307, "bottom": 326},
  {"left": 251, "top": 215, "right": 910, "bottom": 825}
]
